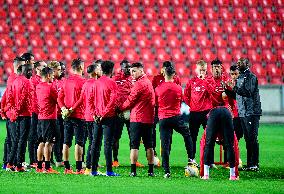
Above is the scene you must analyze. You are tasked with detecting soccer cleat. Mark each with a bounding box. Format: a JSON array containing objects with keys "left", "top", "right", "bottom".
[
  {"left": 248, "top": 166, "right": 259, "bottom": 172},
  {"left": 56, "top": 162, "right": 64, "bottom": 167},
  {"left": 112, "top": 161, "right": 120, "bottom": 167},
  {"left": 64, "top": 168, "right": 74, "bottom": 174},
  {"left": 129, "top": 172, "right": 137, "bottom": 177},
  {"left": 136, "top": 161, "right": 144, "bottom": 167},
  {"left": 75, "top": 169, "right": 85, "bottom": 175},
  {"left": 36, "top": 168, "right": 44, "bottom": 173},
  {"left": 229, "top": 176, "right": 239, "bottom": 181},
  {"left": 16, "top": 167, "right": 28, "bottom": 172},
  {"left": 148, "top": 172, "right": 155, "bottom": 177},
  {"left": 30, "top": 163, "right": 38, "bottom": 168},
  {"left": 164, "top": 173, "right": 171, "bottom": 178},
  {"left": 90, "top": 171, "right": 105, "bottom": 176},
  {"left": 84, "top": 168, "right": 92, "bottom": 175},
  {"left": 45, "top": 168, "right": 59, "bottom": 174},
  {"left": 5, "top": 164, "right": 15, "bottom": 172},
  {"left": 106, "top": 171, "right": 120, "bottom": 176},
  {"left": 2, "top": 163, "right": 7, "bottom": 170},
  {"left": 201, "top": 175, "right": 209, "bottom": 180}
]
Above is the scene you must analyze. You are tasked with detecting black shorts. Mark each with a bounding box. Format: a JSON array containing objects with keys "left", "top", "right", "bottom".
[
  {"left": 37, "top": 119, "right": 56, "bottom": 143},
  {"left": 129, "top": 122, "right": 153, "bottom": 150},
  {"left": 64, "top": 118, "right": 85, "bottom": 147}
]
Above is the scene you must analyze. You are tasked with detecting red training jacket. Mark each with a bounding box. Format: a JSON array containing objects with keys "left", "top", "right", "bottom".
[
  {"left": 30, "top": 74, "right": 41, "bottom": 114},
  {"left": 113, "top": 71, "right": 133, "bottom": 107},
  {"left": 152, "top": 73, "right": 181, "bottom": 89}
]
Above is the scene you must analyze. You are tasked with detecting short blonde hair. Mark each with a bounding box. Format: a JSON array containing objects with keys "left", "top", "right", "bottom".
[
  {"left": 196, "top": 60, "right": 207, "bottom": 67},
  {"left": 48, "top": 61, "right": 60, "bottom": 69}
]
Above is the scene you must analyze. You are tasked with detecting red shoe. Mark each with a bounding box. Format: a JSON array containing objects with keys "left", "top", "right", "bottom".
[
  {"left": 75, "top": 169, "right": 85, "bottom": 174},
  {"left": 64, "top": 168, "right": 74, "bottom": 174},
  {"left": 16, "top": 167, "right": 28, "bottom": 172},
  {"left": 30, "top": 163, "right": 37, "bottom": 168},
  {"left": 6, "top": 164, "right": 15, "bottom": 172},
  {"left": 201, "top": 175, "right": 209, "bottom": 180},
  {"left": 112, "top": 161, "right": 120, "bottom": 167},
  {"left": 45, "top": 168, "right": 59, "bottom": 174},
  {"left": 136, "top": 161, "right": 144, "bottom": 167},
  {"left": 36, "top": 168, "right": 43, "bottom": 173},
  {"left": 229, "top": 176, "right": 239, "bottom": 181}
]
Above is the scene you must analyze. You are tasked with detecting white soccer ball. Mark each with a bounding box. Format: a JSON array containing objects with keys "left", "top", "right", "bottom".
[
  {"left": 185, "top": 165, "right": 199, "bottom": 177},
  {"left": 123, "top": 110, "right": 130, "bottom": 120}
]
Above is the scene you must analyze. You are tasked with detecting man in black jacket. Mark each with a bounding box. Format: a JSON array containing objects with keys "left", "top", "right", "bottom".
[{"left": 233, "top": 58, "right": 262, "bottom": 171}]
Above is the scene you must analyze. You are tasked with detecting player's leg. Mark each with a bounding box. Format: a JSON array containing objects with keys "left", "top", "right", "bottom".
[
  {"left": 36, "top": 120, "right": 44, "bottom": 172},
  {"left": 16, "top": 116, "right": 31, "bottom": 171},
  {"left": 63, "top": 119, "right": 74, "bottom": 173},
  {"left": 112, "top": 116, "right": 124, "bottom": 166},
  {"left": 241, "top": 117, "right": 253, "bottom": 168},
  {"left": 188, "top": 111, "right": 202, "bottom": 161},
  {"left": 159, "top": 117, "right": 173, "bottom": 177},
  {"left": 142, "top": 123, "right": 155, "bottom": 176},
  {"left": 2, "top": 120, "right": 11, "bottom": 169},
  {"left": 6, "top": 120, "right": 18, "bottom": 171},
  {"left": 90, "top": 123, "right": 103, "bottom": 175},
  {"left": 28, "top": 113, "right": 38, "bottom": 167},
  {"left": 54, "top": 116, "right": 64, "bottom": 167},
  {"left": 74, "top": 119, "right": 85, "bottom": 174},
  {"left": 129, "top": 122, "right": 142, "bottom": 176},
  {"left": 85, "top": 121, "right": 94, "bottom": 172},
  {"left": 102, "top": 117, "right": 119, "bottom": 176},
  {"left": 233, "top": 116, "right": 243, "bottom": 168}
]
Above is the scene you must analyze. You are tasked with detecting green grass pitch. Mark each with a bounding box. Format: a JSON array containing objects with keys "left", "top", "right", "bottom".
[{"left": 0, "top": 121, "right": 283, "bottom": 194}]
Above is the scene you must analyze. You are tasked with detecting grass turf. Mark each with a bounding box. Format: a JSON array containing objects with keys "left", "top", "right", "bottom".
[{"left": 0, "top": 121, "right": 283, "bottom": 194}]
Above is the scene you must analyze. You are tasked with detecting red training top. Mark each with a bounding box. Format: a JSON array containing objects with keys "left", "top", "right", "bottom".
[
  {"left": 152, "top": 73, "right": 181, "bottom": 89},
  {"left": 30, "top": 74, "right": 41, "bottom": 114},
  {"left": 113, "top": 71, "right": 133, "bottom": 107}
]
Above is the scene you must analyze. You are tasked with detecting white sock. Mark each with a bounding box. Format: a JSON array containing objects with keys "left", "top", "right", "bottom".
[
  {"left": 204, "top": 165, "right": 210, "bottom": 177},
  {"left": 230, "top": 167, "right": 236, "bottom": 177}
]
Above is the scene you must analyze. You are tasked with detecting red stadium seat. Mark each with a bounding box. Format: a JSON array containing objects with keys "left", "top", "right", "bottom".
[
  {"left": 250, "top": 63, "right": 267, "bottom": 77},
  {"left": 45, "top": 34, "right": 59, "bottom": 47},
  {"left": 26, "top": 20, "right": 41, "bottom": 34},
  {"left": 223, "top": 21, "right": 238, "bottom": 33},
  {"left": 14, "top": 34, "right": 28, "bottom": 47},
  {"left": 228, "top": 35, "right": 242, "bottom": 48},
  {"left": 270, "top": 77, "right": 283, "bottom": 85},
  {"left": 0, "top": 9, "right": 7, "bottom": 18},
  {"left": 176, "top": 63, "right": 190, "bottom": 77},
  {"left": 60, "top": 34, "right": 74, "bottom": 47},
  {"left": 257, "top": 77, "right": 268, "bottom": 85},
  {"left": 148, "top": 21, "right": 163, "bottom": 34},
  {"left": 49, "top": 48, "right": 63, "bottom": 61},
  {"left": 202, "top": 48, "right": 216, "bottom": 62},
  {"left": 208, "top": 21, "right": 222, "bottom": 34},
  {"left": 102, "top": 21, "right": 116, "bottom": 33},
  {"left": 11, "top": 20, "right": 25, "bottom": 33},
  {"left": 97, "top": 0, "right": 111, "bottom": 6},
  {"left": 262, "top": 49, "right": 277, "bottom": 62},
  {"left": 121, "top": 34, "right": 136, "bottom": 47},
  {"left": 32, "top": 47, "right": 47, "bottom": 60},
  {"left": 114, "top": 7, "right": 128, "bottom": 20},
  {"left": 267, "top": 21, "right": 282, "bottom": 34},
  {"left": 129, "top": 7, "right": 144, "bottom": 20},
  {"left": 188, "top": 0, "right": 198, "bottom": 6},
  {"left": 152, "top": 34, "right": 166, "bottom": 48},
  {"left": 79, "top": 48, "right": 93, "bottom": 61},
  {"left": 158, "top": 7, "right": 174, "bottom": 20},
  {"left": 168, "top": 34, "right": 182, "bottom": 48},
  {"left": 189, "top": 8, "right": 203, "bottom": 21},
  {"left": 73, "top": 20, "right": 87, "bottom": 34},
  {"left": 137, "top": 34, "right": 151, "bottom": 48},
  {"left": 234, "top": 8, "right": 248, "bottom": 21},
  {"left": 109, "top": 48, "right": 124, "bottom": 62},
  {"left": 38, "top": 7, "right": 53, "bottom": 20},
  {"left": 266, "top": 64, "right": 282, "bottom": 77},
  {"left": 63, "top": 47, "right": 77, "bottom": 61},
  {"left": 253, "top": 21, "right": 266, "bottom": 34},
  {"left": 0, "top": 35, "right": 13, "bottom": 47},
  {"left": 279, "top": 8, "right": 284, "bottom": 20},
  {"left": 178, "top": 21, "right": 193, "bottom": 34},
  {"left": 70, "top": 6, "right": 84, "bottom": 20},
  {"left": 263, "top": 7, "right": 277, "bottom": 20},
  {"left": 91, "top": 34, "right": 104, "bottom": 47},
  {"left": 172, "top": 48, "right": 186, "bottom": 62},
  {"left": 0, "top": 22, "right": 10, "bottom": 34},
  {"left": 67, "top": 0, "right": 81, "bottom": 6},
  {"left": 81, "top": 0, "right": 96, "bottom": 6},
  {"left": 141, "top": 48, "right": 155, "bottom": 61},
  {"left": 24, "top": 6, "right": 37, "bottom": 19},
  {"left": 54, "top": 7, "right": 69, "bottom": 19},
  {"left": 144, "top": 7, "right": 158, "bottom": 20},
  {"left": 258, "top": 35, "right": 272, "bottom": 48},
  {"left": 277, "top": 49, "right": 284, "bottom": 62},
  {"left": 100, "top": 7, "right": 113, "bottom": 20},
  {"left": 117, "top": 21, "right": 132, "bottom": 34},
  {"left": 156, "top": 48, "right": 171, "bottom": 62},
  {"left": 42, "top": 21, "right": 57, "bottom": 34},
  {"left": 163, "top": 21, "right": 178, "bottom": 33},
  {"left": 87, "top": 20, "right": 101, "bottom": 34},
  {"left": 232, "top": 0, "right": 246, "bottom": 6},
  {"left": 194, "top": 21, "right": 207, "bottom": 33},
  {"left": 272, "top": 35, "right": 283, "bottom": 49},
  {"left": 84, "top": 6, "right": 98, "bottom": 20},
  {"left": 9, "top": 6, "right": 22, "bottom": 18},
  {"left": 106, "top": 34, "right": 120, "bottom": 47},
  {"left": 30, "top": 34, "right": 44, "bottom": 47},
  {"left": 1, "top": 47, "right": 15, "bottom": 61},
  {"left": 58, "top": 20, "right": 72, "bottom": 34},
  {"left": 231, "top": 49, "right": 243, "bottom": 61},
  {"left": 202, "top": 0, "right": 215, "bottom": 6},
  {"left": 219, "top": 7, "right": 234, "bottom": 21},
  {"left": 248, "top": 8, "right": 263, "bottom": 21},
  {"left": 186, "top": 48, "right": 200, "bottom": 63},
  {"left": 132, "top": 20, "right": 147, "bottom": 33},
  {"left": 213, "top": 35, "right": 227, "bottom": 48},
  {"left": 243, "top": 35, "right": 258, "bottom": 48},
  {"left": 248, "top": 49, "right": 262, "bottom": 62},
  {"left": 142, "top": 0, "right": 156, "bottom": 6},
  {"left": 51, "top": 0, "right": 65, "bottom": 5},
  {"left": 217, "top": 49, "right": 231, "bottom": 62},
  {"left": 174, "top": 7, "right": 188, "bottom": 20},
  {"left": 125, "top": 49, "right": 139, "bottom": 61},
  {"left": 239, "top": 21, "right": 253, "bottom": 34},
  {"left": 76, "top": 34, "right": 89, "bottom": 47},
  {"left": 198, "top": 34, "right": 212, "bottom": 48},
  {"left": 216, "top": 0, "right": 230, "bottom": 6}
]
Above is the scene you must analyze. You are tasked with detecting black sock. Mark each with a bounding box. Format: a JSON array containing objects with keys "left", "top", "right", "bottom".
[
  {"left": 91, "top": 165, "right": 97, "bottom": 172},
  {"left": 131, "top": 164, "right": 136, "bottom": 173},
  {"left": 148, "top": 164, "right": 154, "bottom": 173},
  {"left": 38, "top": 161, "right": 43, "bottom": 169},
  {"left": 64, "top": 161, "right": 70, "bottom": 169},
  {"left": 86, "top": 164, "right": 91, "bottom": 169},
  {"left": 45, "top": 161, "right": 51, "bottom": 170},
  {"left": 76, "top": 161, "right": 82, "bottom": 171}
]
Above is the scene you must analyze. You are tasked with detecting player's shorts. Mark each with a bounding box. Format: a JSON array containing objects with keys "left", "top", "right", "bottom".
[
  {"left": 63, "top": 118, "right": 85, "bottom": 147},
  {"left": 129, "top": 122, "right": 153, "bottom": 150},
  {"left": 37, "top": 119, "right": 56, "bottom": 143}
]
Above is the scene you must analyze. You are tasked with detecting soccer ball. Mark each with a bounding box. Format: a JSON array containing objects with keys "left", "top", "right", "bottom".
[
  {"left": 123, "top": 110, "right": 130, "bottom": 120},
  {"left": 185, "top": 165, "right": 199, "bottom": 177},
  {"left": 154, "top": 156, "right": 161, "bottom": 167}
]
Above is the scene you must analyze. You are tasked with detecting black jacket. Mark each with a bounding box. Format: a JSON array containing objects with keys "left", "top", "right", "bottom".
[{"left": 233, "top": 69, "right": 262, "bottom": 117}]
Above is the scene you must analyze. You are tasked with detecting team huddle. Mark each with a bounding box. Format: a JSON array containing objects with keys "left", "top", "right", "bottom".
[{"left": 1, "top": 52, "right": 261, "bottom": 180}]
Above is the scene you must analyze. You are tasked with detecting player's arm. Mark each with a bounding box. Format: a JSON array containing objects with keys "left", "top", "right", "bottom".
[
  {"left": 88, "top": 85, "right": 97, "bottom": 117},
  {"left": 183, "top": 80, "right": 191, "bottom": 105},
  {"left": 71, "top": 84, "right": 86, "bottom": 111},
  {"left": 57, "top": 82, "right": 66, "bottom": 109},
  {"left": 233, "top": 75, "right": 257, "bottom": 97},
  {"left": 1, "top": 90, "right": 7, "bottom": 118},
  {"left": 102, "top": 82, "right": 118, "bottom": 118},
  {"left": 15, "top": 81, "right": 30, "bottom": 114},
  {"left": 120, "top": 83, "right": 141, "bottom": 111}
]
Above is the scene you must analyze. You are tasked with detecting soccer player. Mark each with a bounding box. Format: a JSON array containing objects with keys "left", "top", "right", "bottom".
[
  {"left": 112, "top": 59, "right": 132, "bottom": 167},
  {"left": 1, "top": 56, "right": 25, "bottom": 171},
  {"left": 58, "top": 58, "right": 86, "bottom": 174},
  {"left": 6, "top": 63, "right": 33, "bottom": 172},
  {"left": 151, "top": 61, "right": 181, "bottom": 164},
  {"left": 233, "top": 58, "right": 262, "bottom": 171},
  {"left": 200, "top": 106, "right": 240, "bottom": 180},
  {"left": 90, "top": 60, "right": 119, "bottom": 176},
  {"left": 183, "top": 60, "right": 213, "bottom": 164},
  {"left": 36, "top": 66, "right": 59, "bottom": 174},
  {"left": 29, "top": 61, "right": 47, "bottom": 167},
  {"left": 120, "top": 62, "right": 155, "bottom": 177},
  {"left": 155, "top": 65, "right": 197, "bottom": 178},
  {"left": 71, "top": 62, "right": 102, "bottom": 175},
  {"left": 48, "top": 61, "right": 64, "bottom": 167},
  {"left": 21, "top": 52, "right": 35, "bottom": 67}
]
